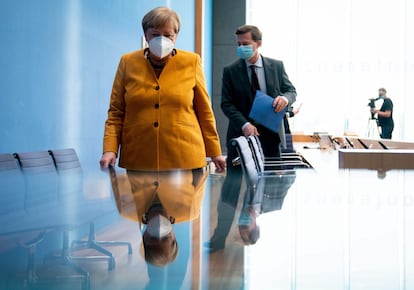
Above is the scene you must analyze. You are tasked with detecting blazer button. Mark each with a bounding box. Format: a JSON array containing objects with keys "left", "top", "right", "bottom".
[
  {"left": 155, "top": 85, "right": 160, "bottom": 90},
  {"left": 154, "top": 103, "right": 159, "bottom": 109},
  {"left": 153, "top": 122, "right": 159, "bottom": 127}
]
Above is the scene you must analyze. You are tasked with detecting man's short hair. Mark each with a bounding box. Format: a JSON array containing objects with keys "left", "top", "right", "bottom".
[
  {"left": 235, "top": 25, "right": 262, "bottom": 41},
  {"left": 379, "top": 88, "right": 387, "bottom": 93}
]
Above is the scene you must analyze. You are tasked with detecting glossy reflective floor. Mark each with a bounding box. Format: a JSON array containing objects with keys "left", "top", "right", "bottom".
[{"left": 1, "top": 147, "right": 414, "bottom": 290}]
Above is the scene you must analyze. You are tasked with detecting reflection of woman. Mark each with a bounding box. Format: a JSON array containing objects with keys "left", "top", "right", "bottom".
[
  {"left": 122, "top": 168, "right": 209, "bottom": 224},
  {"left": 99, "top": 6, "right": 226, "bottom": 172},
  {"left": 111, "top": 167, "right": 209, "bottom": 266}
]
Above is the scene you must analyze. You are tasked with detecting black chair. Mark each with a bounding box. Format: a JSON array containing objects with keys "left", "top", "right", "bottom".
[
  {"left": 14, "top": 151, "right": 60, "bottom": 213},
  {"left": 246, "top": 135, "right": 312, "bottom": 170},
  {"left": 49, "top": 148, "right": 132, "bottom": 271},
  {"left": 14, "top": 150, "right": 90, "bottom": 290}
]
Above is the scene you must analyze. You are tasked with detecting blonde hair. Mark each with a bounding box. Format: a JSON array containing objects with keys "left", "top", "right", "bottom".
[
  {"left": 142, "top": 6, "right": 181, "bottom": 33},
  {"left": 143, "top": 237, "right": 178, "bottom": 266}
]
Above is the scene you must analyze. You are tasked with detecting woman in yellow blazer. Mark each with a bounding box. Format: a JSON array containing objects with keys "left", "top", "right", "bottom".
[{"left": 100, "top": 7, "right": 226, "bottom": 172}]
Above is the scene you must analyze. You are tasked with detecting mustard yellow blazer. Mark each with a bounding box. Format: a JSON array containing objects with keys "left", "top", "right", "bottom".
[{"left": 103, "top": 49, "right": 222, "bottom": 170}]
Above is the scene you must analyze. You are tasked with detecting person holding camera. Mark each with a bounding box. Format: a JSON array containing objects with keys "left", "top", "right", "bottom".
[{"left": 370, "top": 88, "right": 394, "bottom": 139}]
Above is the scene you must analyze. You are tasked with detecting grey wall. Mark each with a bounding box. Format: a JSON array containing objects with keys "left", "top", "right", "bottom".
[{"left": 212, "top": 0, "right": 246, "bottom": 154}]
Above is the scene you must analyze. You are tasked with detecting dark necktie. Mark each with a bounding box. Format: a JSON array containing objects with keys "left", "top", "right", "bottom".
[{"left": 250, "top": 65, "right": 260, "bottom": 94}]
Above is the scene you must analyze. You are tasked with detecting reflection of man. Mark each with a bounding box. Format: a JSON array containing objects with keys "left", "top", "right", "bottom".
[
  {"left": 238, "top": 172, "right": 296, "bottom": 245},
  {"left": 206, "top": 169, "right": 296, "bottom": 251},
  {"left": 206, "top": 24, "right": 296, "bottom": 252},
  {"left": 371, "top": 88, "right": 394, "bottom": 139}
]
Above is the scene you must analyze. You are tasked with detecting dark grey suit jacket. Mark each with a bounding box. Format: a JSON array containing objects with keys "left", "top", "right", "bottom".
[{"left": 221, "top": 55, "right": 297, "bottom": 157}]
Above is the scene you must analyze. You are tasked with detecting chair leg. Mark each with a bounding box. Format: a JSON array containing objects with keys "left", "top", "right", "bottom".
[
  {"left": 88, "top": 222, "right": 133, "bottom": 255},
  {"left": 70, "top": 222, "right": 132, "bottom": 271},
  {"left": 19, "top": 232, "right": 46, "bottom": 287}
]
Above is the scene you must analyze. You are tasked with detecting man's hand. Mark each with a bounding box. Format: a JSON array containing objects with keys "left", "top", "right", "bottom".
[
  {"left": 272, "top": 95, "right": 289, "bottom": 112},
  {"left": 242, "top": 123, "right": 260, "bottom": 137}
]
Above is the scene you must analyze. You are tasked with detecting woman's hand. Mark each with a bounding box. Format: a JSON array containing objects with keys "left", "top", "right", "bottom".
[
  {"left": 211, "top": 155, "right": 226, "bottom": 173},
  {"left": 99, "top": 152, "right": 117, "bottom": 169}
]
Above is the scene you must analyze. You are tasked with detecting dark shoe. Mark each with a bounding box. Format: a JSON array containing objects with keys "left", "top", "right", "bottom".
[{"left": 204, "top": 238, "right": 225, "bottom": 253}]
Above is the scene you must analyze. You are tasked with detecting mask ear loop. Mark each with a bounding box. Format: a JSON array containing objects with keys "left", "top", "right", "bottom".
[
  {"left": 141, "top": 213, "right": 148, "bottom": 224},
  {"left": 142, "top": 205, "right": 176, "bottom": 225},
  {"left": 141, "top": 209, "right": 175, "bottom": 226},
  {"left": 169, "top": 216, "right": 175, "bottom": 224}
]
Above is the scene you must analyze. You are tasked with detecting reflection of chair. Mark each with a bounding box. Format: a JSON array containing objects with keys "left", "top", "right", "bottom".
[
  {"left": 0, "top": 153, "right": 44, "bottom": 285},
  {"left": 231, "top": 137, "right": 298, "bottom": 246},
  {"left": 13, "top": 150, "right": 90, "bottom": 290},
  {"left": 49, "top": 148, "right": 132, "bottom": 270},
  {"left": 231, "top": 136, "right": 303, "bottom": 195}
]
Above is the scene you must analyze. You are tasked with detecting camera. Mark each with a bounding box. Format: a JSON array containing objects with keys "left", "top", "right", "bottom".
[
  {"left": 368, "top": 97, "right": 380, "bottom": 109},
  {"left": 368, "top": 97, "right": 380, "bottom": 119}
]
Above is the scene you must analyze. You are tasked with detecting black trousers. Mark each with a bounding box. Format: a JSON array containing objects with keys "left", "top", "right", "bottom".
[{"left": 380, "top": 125, "right": 393, "bottom": 139}]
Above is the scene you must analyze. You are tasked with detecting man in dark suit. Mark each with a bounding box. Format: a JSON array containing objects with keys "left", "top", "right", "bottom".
[{"left": 206, "top": 25, "right": 297, "bottom": 252}]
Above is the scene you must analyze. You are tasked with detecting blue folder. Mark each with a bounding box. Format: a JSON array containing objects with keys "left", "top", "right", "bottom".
[{"left": 248, "top": 90, "right": 287, "bottom": 134}]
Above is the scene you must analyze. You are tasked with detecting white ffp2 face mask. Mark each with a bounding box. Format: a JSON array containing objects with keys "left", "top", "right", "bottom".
[
  {"left": 148, "top": 36, "right": 175, "bottom": 59},
  {"left": 146, "top": 214, "right": 173, "bottom": 238}
]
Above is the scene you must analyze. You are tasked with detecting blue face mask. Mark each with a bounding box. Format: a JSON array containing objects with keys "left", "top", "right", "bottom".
[{"left": 237, "top": 45, "right": 254, "bottom": 60}]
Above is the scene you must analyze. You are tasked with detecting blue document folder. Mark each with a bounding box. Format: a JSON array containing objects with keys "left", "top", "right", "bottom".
[{"left": 248, "top": 90, "right": 287, "bottom": 133}]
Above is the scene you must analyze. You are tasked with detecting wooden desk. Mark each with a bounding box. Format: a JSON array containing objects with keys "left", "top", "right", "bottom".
[{"left": 292, "top": 133, "right": 414, "bottom": 173}]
